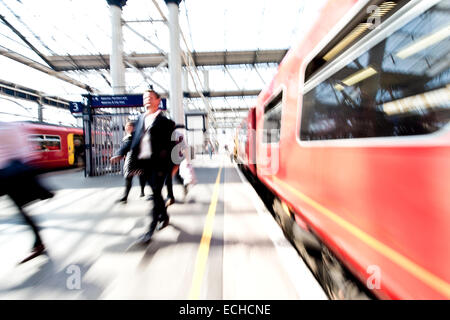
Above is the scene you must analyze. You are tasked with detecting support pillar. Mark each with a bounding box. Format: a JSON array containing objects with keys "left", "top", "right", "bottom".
[
  {"left": 203, "top": 69, "right": 209, "bottom": 92},
  {"left": 183, "top": 69, "right": 189, "bottom": 93},
  {"left": 37, "top": 99, "right": 43, "bottom": 122},
  {"left": 107, "top": 0, "right": 127, "bottom": 94},
  {"left": 165, "top": 0, "right": 184, "bottom": 125}
]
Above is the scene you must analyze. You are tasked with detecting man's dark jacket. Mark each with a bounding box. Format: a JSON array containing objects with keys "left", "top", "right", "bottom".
[{"left": 117, "top": 112, "right": 175, "bottom": 173}]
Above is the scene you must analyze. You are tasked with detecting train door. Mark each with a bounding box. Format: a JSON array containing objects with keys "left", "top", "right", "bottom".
[
  {"left": 73, "top": 134, "right": 84, "bottom": 167},
  {"left": 67, "top": 133, "right": 75, "bottom": 165}
]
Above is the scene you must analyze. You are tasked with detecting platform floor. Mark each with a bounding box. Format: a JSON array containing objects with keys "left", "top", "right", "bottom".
[{"left": 0, "top": 154, "right": 326, "bottom": 300}]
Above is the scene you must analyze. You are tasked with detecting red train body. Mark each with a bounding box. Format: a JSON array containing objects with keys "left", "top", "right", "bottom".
[
  {"left": 19, "top": 122, "right": 83, "bottom": 170},
  {"left": 238, "top": 0, "right": 450, "bottom": 299}
]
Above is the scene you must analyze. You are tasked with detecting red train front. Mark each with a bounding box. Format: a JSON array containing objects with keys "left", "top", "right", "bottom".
[
  {"left": 241, "top": 0, "right": 450, "bottom": 299},
  {"left": 19, "top": 122, "right": 84, "bottom": 170}
]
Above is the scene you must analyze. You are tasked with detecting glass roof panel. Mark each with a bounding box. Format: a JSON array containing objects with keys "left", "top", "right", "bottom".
[{"left": 0, "top": 0, "right": 328, "bottom": 126}]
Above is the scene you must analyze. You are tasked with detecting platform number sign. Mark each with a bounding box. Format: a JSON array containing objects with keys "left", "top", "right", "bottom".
[{"left": 70, "top": 102, "right": 83, "bottom": 113}]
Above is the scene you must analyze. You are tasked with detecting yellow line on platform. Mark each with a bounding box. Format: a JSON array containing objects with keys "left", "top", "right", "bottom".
[{"left": 189, "top": 166, "right": 223, "bottom": 300}]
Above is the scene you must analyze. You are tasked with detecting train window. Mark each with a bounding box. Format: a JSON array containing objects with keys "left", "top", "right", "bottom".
[
  {"left": 305, "top": 0, "right": 408, "bottom": 82},
  {"left": 28, "top": 135, "right": 46, "bottom": 151},
  {"left": 300, "top": 0, "right": 450, "bottom": 141},
  {"left": 45, "top": 136, "right": 61, "bottom": 151},
  {"left": 263, "top": 91, "right": 283, "bottom": 143}
]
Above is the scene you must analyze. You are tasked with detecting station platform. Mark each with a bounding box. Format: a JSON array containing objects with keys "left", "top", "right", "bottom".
[{"left": 0, "top": 154, "right": 326, "bottom": 300}]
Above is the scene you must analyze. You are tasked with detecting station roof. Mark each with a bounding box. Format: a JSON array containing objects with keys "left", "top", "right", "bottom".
[
  {"left": 0, "top": 0, "right": 328, "bottom": 127},
  {"left": 44, "top": 49, "right": 288, "bottom": 71}
]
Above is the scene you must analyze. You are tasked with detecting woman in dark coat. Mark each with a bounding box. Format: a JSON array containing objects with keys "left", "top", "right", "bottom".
[
  {"left": 0, "top": 122, "right": 54, "bottom": 264},
  {"left": 116, "top": 121, "right": 146, "bottom": 203}
]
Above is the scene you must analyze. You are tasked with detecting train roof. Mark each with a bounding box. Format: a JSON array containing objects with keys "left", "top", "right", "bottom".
[
  {"left": 18, "top": 121, "right": 82, "bottom": 131},
  {"left": 14, "top": 121, "right": 83, "bottom": 135}
]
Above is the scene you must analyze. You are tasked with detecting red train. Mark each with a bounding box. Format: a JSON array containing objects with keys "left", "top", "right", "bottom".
[
  {"left": 18, "top": 122, "right": 84, "bottom": 170},
  {"left": 236, "top": 0, "right": 450, "bottom": 299}
]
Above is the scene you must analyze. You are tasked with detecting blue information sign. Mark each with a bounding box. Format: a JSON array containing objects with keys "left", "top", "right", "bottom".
[
  {"left": 91, "top": 94, "right": 143, "bottom": 108},
  {"left": 69, "top": 102, "right": 84, "bottom": 113}
]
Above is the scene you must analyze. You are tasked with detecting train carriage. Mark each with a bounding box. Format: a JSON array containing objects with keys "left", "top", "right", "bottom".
[
  {"left": 250, "top": 0, "right": 450, "bottom": 299},
  {"left": 20, "top": 122, "right": 84, "bottom": 170}
]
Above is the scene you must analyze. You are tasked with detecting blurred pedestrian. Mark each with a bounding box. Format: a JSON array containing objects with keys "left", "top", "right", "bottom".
[
  {"left": 165, "top": 124, "right": 196, "bottom": 206},
  {"left": 73, "top": 138, "right": 85, "bottom": 167},
  {"left": 111, "top": 89, "right": 175, "bottom": 244},
  {"left": 0, "top": 122, "right": 54, "bottom": 264},
  {"left": 207, "top": 141, "right": 213, "bottom": 159},
  {"left": 115, "top": 121, "right": 146, "bottom": 203}
]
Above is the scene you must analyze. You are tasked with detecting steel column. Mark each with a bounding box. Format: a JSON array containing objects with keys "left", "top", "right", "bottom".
[
  {"left": 165, "top": 0, "right": 184, "bottom": 125},
  {"left": 109, "top": 3, "right": 126, "bottom": 94}
]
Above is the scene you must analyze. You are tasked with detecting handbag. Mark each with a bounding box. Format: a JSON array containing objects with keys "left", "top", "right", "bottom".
[
  {"left": 179, "top": 159, "right": 196, "bottom": 185},
  {"left": 126, "top": 149, "right": 144, "bottom": 177}
]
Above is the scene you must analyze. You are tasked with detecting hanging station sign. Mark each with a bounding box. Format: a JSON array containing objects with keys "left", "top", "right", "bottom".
[
  {"left": 69, "top": 101, "right": 84, "bottom": 113},
  {"left": 90, "top": 94, "right": 143, "bottom": 108}
]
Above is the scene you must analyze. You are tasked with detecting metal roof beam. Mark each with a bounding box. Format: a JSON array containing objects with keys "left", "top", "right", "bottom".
[
  {"left": 183, "top": 89, "right": 260, "bottom": 98},
  {"left": 0, "top": 14, "right": 56, "bottom": 70},
  {"left": 208, "top": 107, "right": 250, "bottom": 112},
  {"left": 45, "top": 49, "right": 288, "bottom": 71},
  {"left": 0, "top": 79, "right": 70, "bottom": 109},
  {"left": 0, "top": 47, "right": 95, "bottom": 92}
]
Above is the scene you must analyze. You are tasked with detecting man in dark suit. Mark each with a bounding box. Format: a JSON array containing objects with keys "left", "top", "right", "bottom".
[{"left": 112, "top": 89, "right": 175, "bottom": 243}]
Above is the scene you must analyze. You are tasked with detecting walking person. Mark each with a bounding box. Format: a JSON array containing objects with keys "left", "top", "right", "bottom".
[
  {"left": 207, "top": 141, "right": 213, "bottom": 159},
  {"left": 111, "top": 89, "right": 175, "bottom": 243},
  {"left": 164, "top": 124, "right": 196, "bottom": 206},
  {"left": 116, "top": 121, "right": 146, "bottom": 203},
  {"left": 0, "top": 122, "right": 54, "bottom": 264},
  {"left": 165, "top": 165, "right": 183, "bottom": 207},
  {"left": 73, "top": 138, "right": 85, "bottom": 168}
]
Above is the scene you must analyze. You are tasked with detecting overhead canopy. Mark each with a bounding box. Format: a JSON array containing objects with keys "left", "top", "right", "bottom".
[
  {"left": 0, "top": 0, "right": 329, "bottom": 128},
  {"left": 44, "top": 49, "right": 288, "bottom": 71}
]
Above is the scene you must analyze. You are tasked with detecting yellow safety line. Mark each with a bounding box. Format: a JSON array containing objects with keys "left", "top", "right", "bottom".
[
  {"left": 189, "top": 166, "right": 223, "bottom": 300},
  {"left": 273, "top": 176, "right": 450, "bottom": 298}
]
